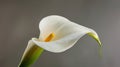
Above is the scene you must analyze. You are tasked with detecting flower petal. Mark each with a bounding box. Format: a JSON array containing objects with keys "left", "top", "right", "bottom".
[
  {"left": 39, "top": 15, "right": 70, "bottom": 41},
  {"left": 32, "top": 15, "right": 102, "bottom": 53},
  {"left": 32, "top": 32, "right": 84, "bottom": 53}
]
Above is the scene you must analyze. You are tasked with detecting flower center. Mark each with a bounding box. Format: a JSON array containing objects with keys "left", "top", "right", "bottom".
[{"left": 44, "top": 33, "right": 55, "bottom": 42}]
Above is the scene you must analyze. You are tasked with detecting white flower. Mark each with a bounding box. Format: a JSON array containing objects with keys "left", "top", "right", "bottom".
[
  {"left": 19, "top": 15, "right": 102, "bottom": 67},
  {"left": 32, "top": 15, "right": 102, "bottom": 53}
]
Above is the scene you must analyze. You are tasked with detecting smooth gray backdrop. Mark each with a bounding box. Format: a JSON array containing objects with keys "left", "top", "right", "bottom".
[{"left": 0, "top": 0, "right": 120, "bottom": 67}]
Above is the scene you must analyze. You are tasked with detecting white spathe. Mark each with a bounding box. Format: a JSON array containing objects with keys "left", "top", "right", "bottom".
[{"left": 32, "top": 15, "right": 100, "bottom": 53}]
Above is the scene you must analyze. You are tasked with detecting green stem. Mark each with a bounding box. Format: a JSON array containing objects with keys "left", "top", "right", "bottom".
[{"left": 18, "top": 44, "right": 44, "bottom": 67}]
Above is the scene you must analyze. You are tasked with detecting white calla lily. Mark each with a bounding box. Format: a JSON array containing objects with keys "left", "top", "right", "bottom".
[
  {"left": 32, "top": 15, "right": 101, "bottom": 53},
  {"left": 18, "top": 15, "right": 102, "bottom": 67}
]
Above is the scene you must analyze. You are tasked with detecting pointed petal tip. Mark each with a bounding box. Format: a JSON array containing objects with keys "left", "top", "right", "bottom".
[
  {"left": 87, "top": 32, "right": 102, "bottom": 48},
  {"left": 97, "top": 38, "right": 102, "bottom": 47}
]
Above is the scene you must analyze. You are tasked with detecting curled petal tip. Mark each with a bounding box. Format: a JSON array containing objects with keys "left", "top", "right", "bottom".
[{"left": 87, "top": 32, "right": 102, "bottom": 47}]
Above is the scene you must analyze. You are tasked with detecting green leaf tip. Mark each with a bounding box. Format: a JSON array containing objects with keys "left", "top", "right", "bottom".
[
  {"left": 88, "top": 32, "right": 102, "bottom": 47},
  {"left": 18, "top": 44, "right": 44, "bottom": 67},
  {"left": 87, "top": 32, "right": 103, "bottom": 57}
]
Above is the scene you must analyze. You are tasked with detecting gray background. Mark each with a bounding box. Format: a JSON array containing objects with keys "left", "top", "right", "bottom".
[{"left": 0, "top": 0, "right": 120, "bottom": 67}]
